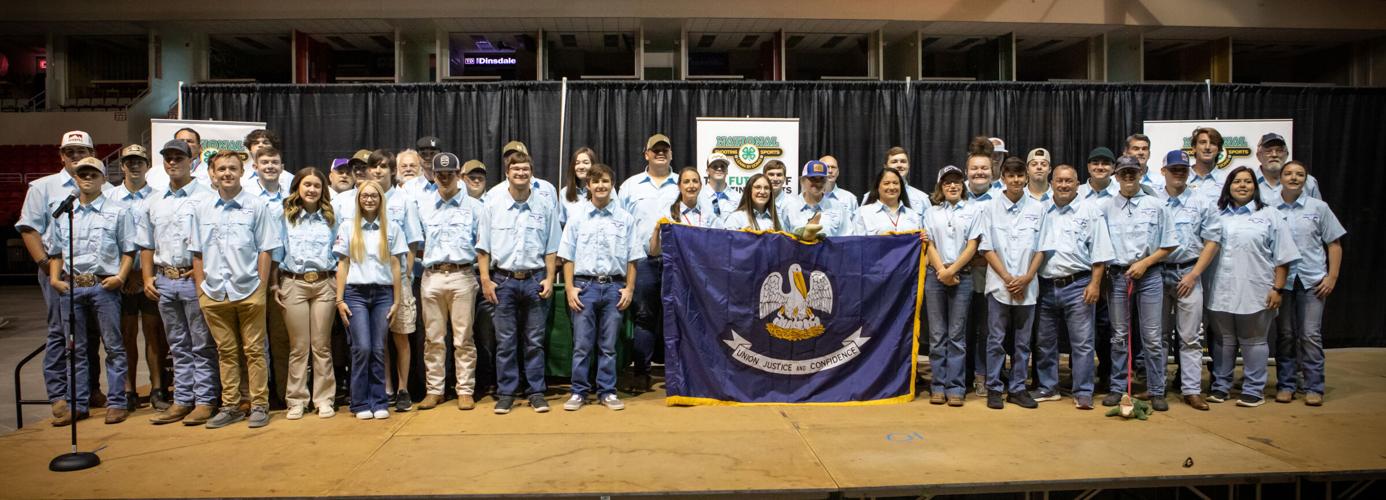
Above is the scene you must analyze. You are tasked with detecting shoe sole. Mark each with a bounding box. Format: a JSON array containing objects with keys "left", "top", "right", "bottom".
[
  {"left": 248, "top": 420, "right": 269, "bottom": 428},
  {"left": 1237, "top": 400, "right": 1265, "bottom": 407},
  {"left": 1034, "top": 395, "right": 1061, "bottom": 402},
  {"left": 533, "top": 407, "right": 550, "bottom": 413},
  {"left": 494, "top": 407, "right": 511, "bottom": 414},
  {"left": 206, "top": 417, "right": 245, "bottom": 429},
  {"left": 564, "top": 405, "right": 583, "bottom": 411},
  {"left": 604, "top": 404, "right": 625, "bottom": 411}
]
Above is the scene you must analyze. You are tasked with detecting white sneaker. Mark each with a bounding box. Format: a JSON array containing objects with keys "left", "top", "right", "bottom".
[
  {"left": 355, "top": 410, "right": 373, "bottom": 420},
  {"left": 601, "top": 394, "right": 625, "bottom": 411},
  {"left": 317, "top": 406, "right": 335, "bottom": 419},
  {"left": 286, "top": 405, "right": 305, "bottom": 420},
  {"left": 563, "top": 394, "right": 585, "bottom": 411},
  {"left": 372, "top": 409, "right": 390, "bottom": 419}
]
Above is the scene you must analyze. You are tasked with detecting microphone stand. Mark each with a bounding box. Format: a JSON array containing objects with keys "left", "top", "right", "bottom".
[{"left": 50, "top": 197, "right": 100, "bottom": 472}]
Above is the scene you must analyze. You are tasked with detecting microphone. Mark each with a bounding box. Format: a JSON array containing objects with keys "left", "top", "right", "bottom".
[{"left": 52, "top": 194, "right": 78, "bottom": 219}]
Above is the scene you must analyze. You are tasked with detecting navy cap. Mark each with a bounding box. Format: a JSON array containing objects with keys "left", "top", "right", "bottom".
[
  {"left": 936, "top": 165, "right": 964, "bottom": 183},
  {"left": 1087, "top": 147, "right": 1116, "bottom": 163},
  {"left": 1162, "top": 150, "right": 1191, "bottom": 169},
  {"left": 432, "top": 152, "right": 461, "bottom": 172},
  {"left": 801, "top": 160, "right": 828, "bottom": 178},
  {"left": 1114, "top": 155, "right": 1142, "bottom": 173},
  {"left": 160, "top": 139, "right": 191, "bottom": 157},
  {"left": 1258, "top": 133, "right": 1286, "bottom": 147}
]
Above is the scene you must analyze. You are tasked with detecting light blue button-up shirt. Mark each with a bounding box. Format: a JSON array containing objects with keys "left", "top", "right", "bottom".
[
  {"left": 825, "top": 187, "right": 859, "bottom": 217},
  {"left": 1186, "top": 169, "right": 1222, "bottom": 199},
  {"left": 336, "top": 187, "right": 424, "bottom": 248},
  {"left": 278, "top": 209, "right": 338, "bottom": 274},
  {"left": 1141, "top": 171, "right": 1167, "bottom": 191},
  {"left": 857, "top": 202, "right": 924, "bottom": 235},
  {"left": 477, "top": 190, "right": 562, "bottom": 271},
  {"left": 46, "top": 194, "right": 137, "bottom": 277},
  {"left": 137, "top": 181, "right": 215, "bottom": 268},
  {"left": 1275, "top": 192, "right": 1345, "bottom": 289},
  {"left": 864, "top": 184, "right": 931, "bottom": 214},
  {"left": 1207, "top": 204, "right": 1301, "bottom": 314},
  {"left": 921, "top": 200, "right": 983, "bottom": 263},
  {"left": 559, "top": 202, "right": 645, "bottom": 277},
  {"left": 784, "top": 198, "right": 856, "bottom": 237},
  {"left": 1156, "top": 188, "right": 1221, "bottom": 264},
  {"left": 1257, "top": 169, "right": 1322, "bottom": 206},
  {"left": 560, "top": 185, "right": 590, "bottom": 227},
  {"left": 1038, "top": 200, "right": 1115, "bottom": 279},
  {"left": 718, "top": 207, "right": 785, "bottom": 232},
  {"left": 698, "top": 185, "right": 741, "bottom": 220},
  {"left": 1076, "top": 180, "right": 1118, "bottom": 205},
  {"left": 333, "top": 218, "right": 408, "bottom": 286},
  {"left": 671, "top": 200, "right": 719, "bottom": 229},
  {"left": 416, "top": 190, "right": 485, "bottom": 267},
  {"left": 192, "top": 189, "right": 283, "bottom": 301},
  {"left": 242, "top": 169, "right": 295, "bottom": 193},
  {"left": 619, "top": 171, "right": 680, "bottom": 254},
  {"left": 1102, "top": 190, "right": 1178, "bottom": 266},
  {"left": 16, "top": 171, "right": 76, "bottom": 240},
  {"left": 111, "top": 183, "right": 153, "bottom": 267},
  {"left": 979, "top": 193, "right": 1047, "bottom": 306}
]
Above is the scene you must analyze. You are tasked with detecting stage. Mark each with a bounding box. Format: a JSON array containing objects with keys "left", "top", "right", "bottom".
[{"left": 2, "top": 348, "right": 1384, "bottom": 498}]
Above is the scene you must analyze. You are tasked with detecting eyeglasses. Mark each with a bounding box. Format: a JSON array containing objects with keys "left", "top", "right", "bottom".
[
  {"left": 359, "top": 193, "right": 382, "bottom": 200},
  {"left": 75, "top": 171, "right": 102, "bottom": 180}
]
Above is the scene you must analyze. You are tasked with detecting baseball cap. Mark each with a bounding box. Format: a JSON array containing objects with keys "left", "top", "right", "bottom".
[
  {"left": 330, "top": 158, "right": 351, "bottom": 171},
  {"left": 801, "top": 160, "right": 828, "bottom": 178},
  {"left": 432, "top": 152, "right": 461, "bottom": 172},
  {"left": 462, "top": 159, "right": 487, "bottom": 174},
  {"left": 1258, "top": 132, "right": 1286, "bottom": 148},
  {"left": 1162, "top": 150, "right": 1191, "bottom": 169},
  {"left": 988, "top": 137, "right": 1007, "bottom": 154},
  {"left": 349, "top": 149, "right": 372, "bottom": 165},
  {"left": 61, "top": 131, "right": 94, "bottom": 149},
  {"left": 119, "top": 144, "right": 149, "bottom": 161},
  {"left": 645, "top": 133, "right": 671, "bottom": 150},
  {"left": 416, "top": 136, "right": 441, "bottom": 150},
  {"left": 936, "top": 165, "right": 964, "bottom": 183},
  {"left": 706, "top": 153, "right": 730, "bottom": 169},
  {"left": 502, "top": 140, "right": 529, "bottom": 157},
  {"left": 160, "top": 139, "right": 192, "bottom": 157},
  {"left": 75, "top": 157, "right": 105, "bottom": 175},
  {"left": 1087, "top": 147, "right": 1116, "bottom": 163},
  {"left": 1114, "top": 155, "right": 1142, "bottom": 173},
  {"left": 1026, "top": 148, "right": 1050, "bottom": 164}
]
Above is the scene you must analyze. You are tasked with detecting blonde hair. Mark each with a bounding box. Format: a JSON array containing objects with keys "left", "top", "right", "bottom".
[{"left": 350, "top": 180, "right": 392, "bottom": 264}]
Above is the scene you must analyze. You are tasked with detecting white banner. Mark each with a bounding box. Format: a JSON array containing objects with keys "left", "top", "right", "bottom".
[
  {"left": 147, "top": 118, "right": 265, "bottom": 188},
  {"left": 695, "top": 117, "right": 800, "bottom": 197},
  {"left": 1142, "top": 119, "right": 1293, "bottom": 175}
]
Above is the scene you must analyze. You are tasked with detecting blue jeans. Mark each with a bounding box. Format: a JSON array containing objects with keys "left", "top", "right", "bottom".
[
  {"left": 985, "top": 296, "right": 1034, "bottom": 394},
  {"left": 156, "top": 276, "right": 220, "bottom": 406},
  {"left": 570, "top": 278, "right": 624, "bottom": 397},
  {"left": 631, "top": 258, "right": 663, "bottom": 375},
  {"left": 1036, "top": 275, "right": 1097, "bottom": 397},
  {"left": 1108, "top": 266, "right": 1166, "bottom": 396},
  {"left": 1276, "top": 282, "right": 1326, "bottom": 394},
  {"left": 344, "top": 284, "right": 392, "bottom": 413},
  {"left": 493, "top": 270, "right": 548, "bottom": 397},
  {"left": 1210, "top": 309, "right": 1273, "bottom": 399},
  {"left": 924, "top": 268, "right": 972, "bottom": 397},
  {"left": 55, "top": 284, "right": 128, "bottom": 411}
]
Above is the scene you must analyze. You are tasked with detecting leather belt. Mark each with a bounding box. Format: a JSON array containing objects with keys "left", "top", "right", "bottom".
[
  {"left": 1167, "top": 260, "right": 1197, "bottom": 272},
  {"left": 427, "top": 262, "right": 473, "bottom": 273},
  {"left": 65, "top": 273, "right": 110, "bottom": 288},
  {"left": 494, "top": 268, "right": 540, "bottom": 280},
  {"left": 283, "top": 270, "right": 334, "bottom": 283},
  {"left": 1046, "top": 271, "right": 1091, "bottom": 289},
  {"left": 574, "top": 274, "right": 621, "bottom": 284},
  {"left": 159, "top": 266, "right": 192, "bottom": 279}
]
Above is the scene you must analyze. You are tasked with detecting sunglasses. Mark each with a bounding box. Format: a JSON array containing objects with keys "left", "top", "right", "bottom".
[{"left": 75, "top": 170, "right": 103, "bottom": 180}]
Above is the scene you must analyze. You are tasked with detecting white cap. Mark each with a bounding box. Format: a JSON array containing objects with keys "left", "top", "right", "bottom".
[
  {"left": 61, "top": 130, "right": 94, "bottom": 149},
  {"left": 988, "top": 137, "right": 1007, "bottom": 153}
]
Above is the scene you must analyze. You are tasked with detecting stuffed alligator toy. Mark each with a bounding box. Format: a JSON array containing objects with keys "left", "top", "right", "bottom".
[{"left": 1106, "top": 393, "right": 1153, "bottom": 420}]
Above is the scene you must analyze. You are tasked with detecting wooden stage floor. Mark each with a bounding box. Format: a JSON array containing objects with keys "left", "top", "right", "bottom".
[{"left": 4, "top": 348, "right": 1385, "bottom": 498}]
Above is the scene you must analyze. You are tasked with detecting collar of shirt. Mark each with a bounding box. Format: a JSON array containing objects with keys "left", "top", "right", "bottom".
[
  {"left": 1278, "top": 190, "right": 1307, "bottom": 209},
  {"left": 361, "top": 218, "right": 381, "bottom": 230},
  {"left": 799, "top": 201, "right": 824, "bottom": 213},
  {"left": 216, "top": 189, "right": 255, "bottom": 210},
  {"left": 1163, "top": 188, "right": 1191, "bottom": 207},
  {"left": 1115, "top": 190, "right": 1147, "bottom": 210},
  {"left": 967, "top": 189, "right": 991, "bottom": 201},
  {"left": 710, "top": 189, "right": 729, "bottom": 200},
  {"left": 875, "top": 202, "right": 903, "bottom": 214},
  {"left": 118, "top": 184, "right": 152, "bottom": 201},
  {"left": 435, "top": 191, "right": 463, "bottom": 208},
  {"left": 508, "top": 199, "right": 532, "bottom": 212},
  {"left": 752, "top": 207, "right": 772, "bottom": 218},
  {"left": 638, "top": 172, "right": 678, "bottom": 188},
  {"left": 680, "top": 203, "right": 703, "bottom": 217},
  {"left": 999, "top": 193, "right": 1025, "bottom": 212},
  {"left": 423, "top": 180, "right": 438, "bottom": 192},
  {"left": 164, "top": 184, "right": 192, "bottom": 198},
  {"left": 587, "top": 203, "right": 614, "bottom": 217},
  {"left": 60, "top": 170, "right": 76, "bottom": 188},
  {"left": 1222, "top": 203, "right": 1253, "bottom": 216},
  {"left": 1048, "top": 201, "right": 1076, "bottom": 215},
  {"left": 297, "top": 209, "right": 324, "bottom": 223},
  {"left": 1191, "top": 171, "right": 1216, "bottom": 183},
  {"left": 76, "top": 194, "right": 107, "bottom": 213}
]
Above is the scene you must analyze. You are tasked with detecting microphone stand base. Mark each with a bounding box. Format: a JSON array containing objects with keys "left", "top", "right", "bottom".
[{"left": 49, "top": 451, "right": 100, "bottom": 472}]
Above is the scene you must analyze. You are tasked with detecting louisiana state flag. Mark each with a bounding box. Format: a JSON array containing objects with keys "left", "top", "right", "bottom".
[{"left": 661, "top": 224, "right": 924, "bottom": 405}]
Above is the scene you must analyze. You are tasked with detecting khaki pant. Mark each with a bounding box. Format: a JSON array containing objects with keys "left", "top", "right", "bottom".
[
  {"left": 421, "top": 269, "right": 479, "bottom": 396},
  {"left": 280, "top": 277, "right": 337, "bottom": 409},
  {"left": 267, "top": 291, "right": 290, "bottom": 403},
  {"left": 200, "top": 288, "right": 269, "bottom": 408}
]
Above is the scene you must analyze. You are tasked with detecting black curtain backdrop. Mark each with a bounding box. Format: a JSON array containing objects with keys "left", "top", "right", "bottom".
[{"left": 184, "top": 81, "right": 1384, "bottom": 347}]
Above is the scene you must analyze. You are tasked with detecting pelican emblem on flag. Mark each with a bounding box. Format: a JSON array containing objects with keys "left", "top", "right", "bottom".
[{"left": 759, "top": 263, "right": 833, "bottom": 341}]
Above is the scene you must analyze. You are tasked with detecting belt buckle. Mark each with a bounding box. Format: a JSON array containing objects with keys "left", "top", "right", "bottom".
[
  {"left": 597, "top": 275, "right": 613, "bottom": 284},
  {"left": 303, "top": 271, "right": 321, "bottom": 283},
  {"left": 162, "top": 267, "right": 181, "bottom": 279},
  {"left": 512, "top": 270, "right": 530, "bottom": 280},
  {"left": 74, "top": 274, "right": 97, "bottom": 288}
]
